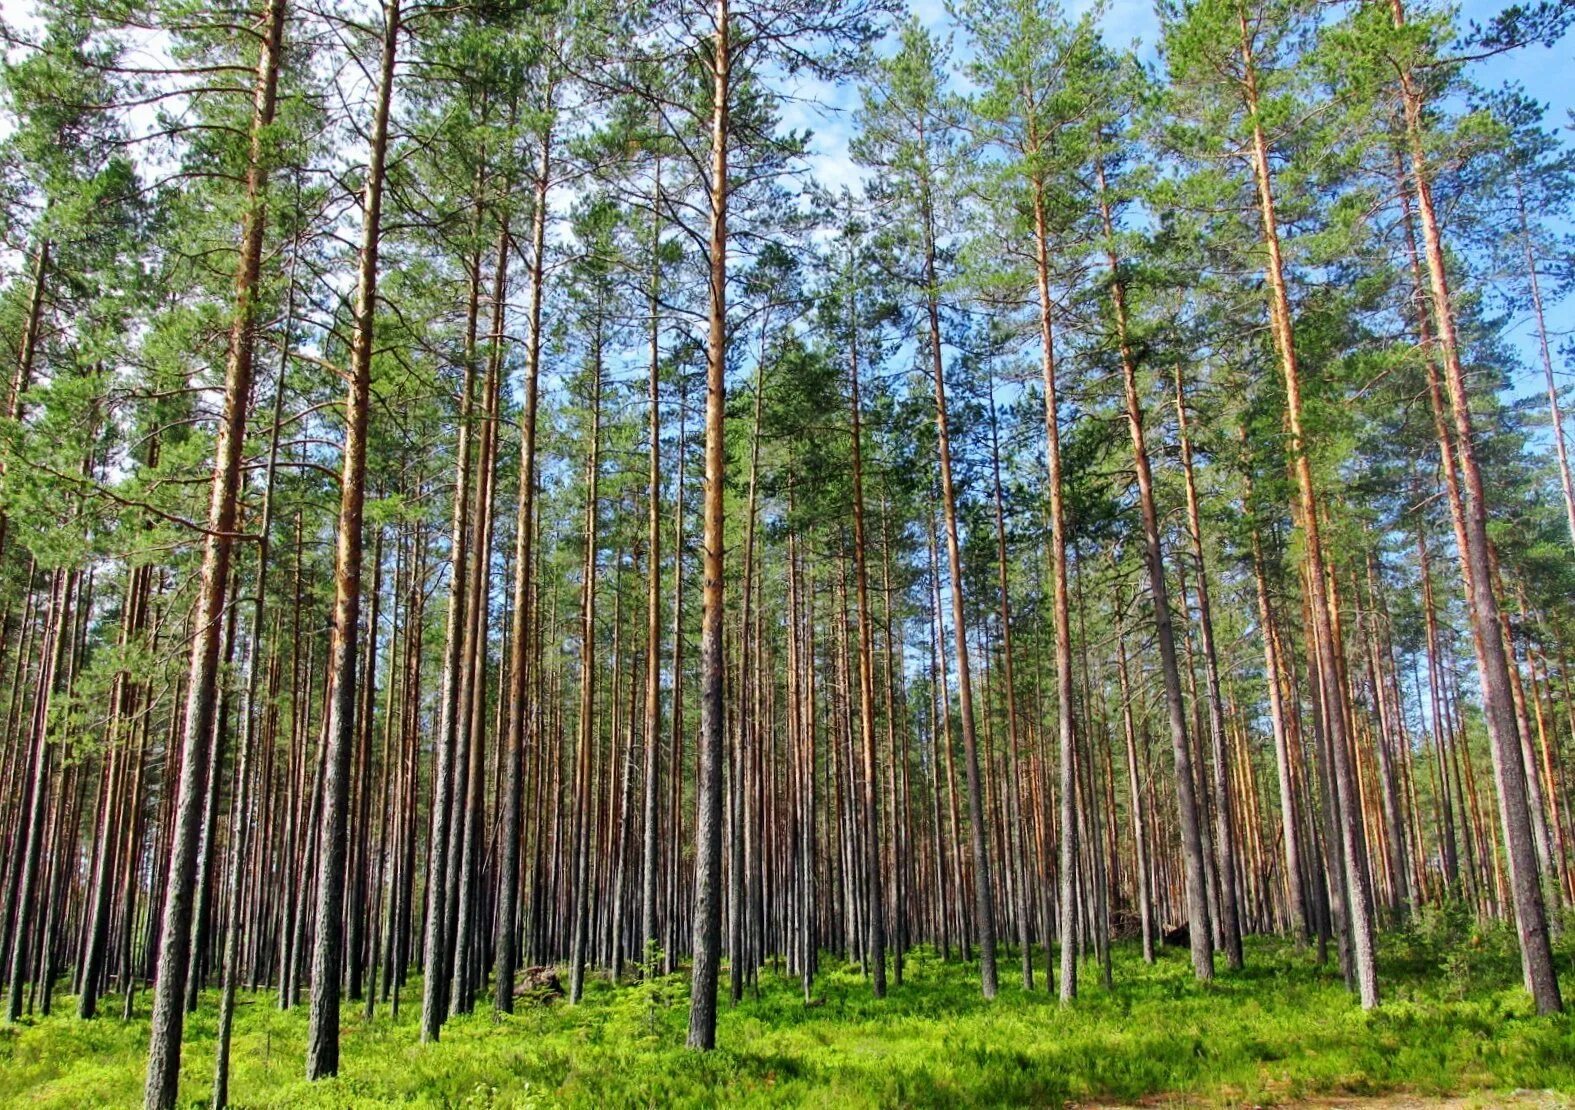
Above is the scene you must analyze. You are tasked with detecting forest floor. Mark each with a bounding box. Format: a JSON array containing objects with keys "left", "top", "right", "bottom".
[{"left": 2, "top": 931, "right": 1574, "bottom": 1108}]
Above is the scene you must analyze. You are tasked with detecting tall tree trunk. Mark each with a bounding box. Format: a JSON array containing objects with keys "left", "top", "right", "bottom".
[
  {"left": 80, "top": 555, "right": 154, "bottom": 1018},
  {"left": 1512, "top": 120, "right": 1575, "bottom": 556},
  {"left": 569, "top": 312, "right": 603, "bottom": 1004},
  {"left": 306, "top": 0, "right": 398, "bottom": 1076},
  {"left": 924, "top": 118, "right": 996, "bottom": 1003},
  {"left": 845, "top": 268, "right": 886, "bottom": 999},
  {"left": 0, "top": 236, "right": 50, "bottom": 564},
  {"left": 1390, "top": 0, "right": 1561, "bottom": 1013},
  {"left": 925, "top": 500, "right": 960, "bottom": 962},
  {"left": 664, "top": 390, "right": 687, "bottom": 976},
  {"left": 1239, "top": 2, "right": 1377, "bottom": 1008},
  {"left": 449, "top": 270, "right": 499, "bottom": 1014},
  {"left": 143, "top": 0, "right": 287, "bottom": 1100},
  {"left": 733, "top": 341, "right": 767, "bottom": 996},
  {"left": 1023, "top": 176, "right": 1081, "bottom": 1000},
  {"left": 212, "top": 249, "right": 292, "bottom": 1102},
  {"left": 1362, "top": 551, "right": 1414, "bottom": 918},
  {"left": 1112, "top": 585, "right": 1154, "bottom": 963},
  {"left": 420, "top": 157, "right": 487, "bottom": 1042},
  {"left": 1093, "top": 156, "right": 1213, "bottom": 982},
  {"left": 497, "top": 106, "right": 553, "bottom": 1013},
  {"left": 1172, "top": 366, "right": 1244, "bottom": 967},
  {"left": 687, "top": 0, "right": 729, "bottom": 1052},
  {"left": 880, "top": 507, "right": 910, "bottom": 985},
  {"left": 1240, "top": 436, "right": 1311, "bottom": 943},
  {"left": 5, "top": 569, "right": 71, "bottom": 1021},
  {"left": 639, "top": 150, "right": 664, "bottom": 975},
  {"left": 985, "top": 376, "right": 1032, "bottom": 989}
]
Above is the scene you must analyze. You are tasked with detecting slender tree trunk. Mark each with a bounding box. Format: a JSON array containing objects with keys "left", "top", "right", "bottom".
[
  {"left": 984, "top": 376, "right": 1032, "bottom": 990},
  {"left": 143, "top": 2, "right": 286, "bottom": 1100},
  {"left": 569, "top": 311, "right": 603, "bottom": 1005},
  {"left": 1112, "top": 587, "right": 1154, "bottom": 964},
  {"left": 925, "top": 501, "right": 960, "bottom": 962},
  {"left": 80, "top": 557, "right": 153, "bottom": 1018},
  {"left": 1513, "top": 133, "right": 1575, "bottom": 556},
  {"left": 212, "top": 246, "right": 292, "bottom": 1103},
  {"left": 1391, "top": 0, "right": 1560, "bottom": 1012},
  {"left": 879, "top": 508, "right": 909, "bottom": 985},
  {"left": 734, "top": 339, "right": 767, "bottom": 996},
  {"left": 924, "top": 119, "right": 996, "bottom": 1002},
  {"left": 1240, "top": 437, "right": 1310, "bottom": 943},
  {"left": 687, "top": 0, "right": 730, "bottom": 1050},
  {"left": 1239, "top": 3, "right": 1377, "bottom": 1008},
  {"left": 1172, "top": 366, "right": 1244, "bottom": 967},
  {"left": 497, "top": 107, "right": 553, "bottom": 1014},
  {"left": 5, "top": 569, "right": 71, "bottom": 1021},
  {"left": 1363, "top": 551, "right": 1414, "bottom": 918},
  {"left": 665, "top": 390, "right": 687, "bottom": 976},
  {"left": 1094, "top": 157, "right": 1213, "bottom": 982},
  {"left": 421, "top": 158, "right": 488, "bottom": 1042},
  {"left": 186, "top": 579, "right": 240, "bottom": 1012},
  {"left": 845, "top": 267, "right": 886, "bottom": 998},
  {"left": 0, "top": 237, "right": 50, "bottom": 563},
  {"left": 306, "top": 0, "right": 398, "bottom": 1076},
  {"left": 639, "top": 151, "right": 664, "bottom": 975},
  {"left": 450, "top": 274, "right": 499, "bottom": 1014}
]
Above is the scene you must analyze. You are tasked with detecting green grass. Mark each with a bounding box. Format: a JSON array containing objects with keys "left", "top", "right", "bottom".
[{"left": 4, "top": 926, "right": 1575, "bottom": 1107}]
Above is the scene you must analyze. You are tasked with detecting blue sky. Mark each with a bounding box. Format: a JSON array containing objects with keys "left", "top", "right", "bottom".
[{"left": 782, "top": 0, "right": 1573, "bottom": 420}]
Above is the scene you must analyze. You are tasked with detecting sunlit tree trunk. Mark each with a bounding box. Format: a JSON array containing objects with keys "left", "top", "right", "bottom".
[
  {"left": 1390, "top": 0, "right": 1560, "bottom": 1013},
  {"left": 688, "top": 0, "right": 730, "bottom": 1049},
  {"left": 1172, "top": 366, "right": 1243, "bottom": 968},
  {"left": 569, "top": 310, "right": 603, "bottom": 1005},
  {"left": 639, "top": 150, "right": 664, "bottom": 975},
  {"left": 1239, "top": 435, "right": 1310, "bottom": 943},
  {"left": 307, "top": 0, "right": 399, "bottom": 1076},
  {"left": 985, "top": 377, "right": 1032, "bottom": 989},
  {"left": 1239, "top": 1, "right": 1377, "bottom": 1008},
  {"left": 1092, "top": 155, "right": 1213, "bottom": 982},
  {"left": 846, "top": 277, "right": 886, "bottom": 998},
  {"left": 143, "top": 1, "right": 287, "bottom": 1100},
  {"left": 497, "top": 107, "right": 553, "bottom": 1014}
]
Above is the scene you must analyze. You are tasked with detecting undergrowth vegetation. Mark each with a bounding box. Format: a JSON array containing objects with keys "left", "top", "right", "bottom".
[{"left": 3, "top": 932, "right": 1573, "bottom": 1107}]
